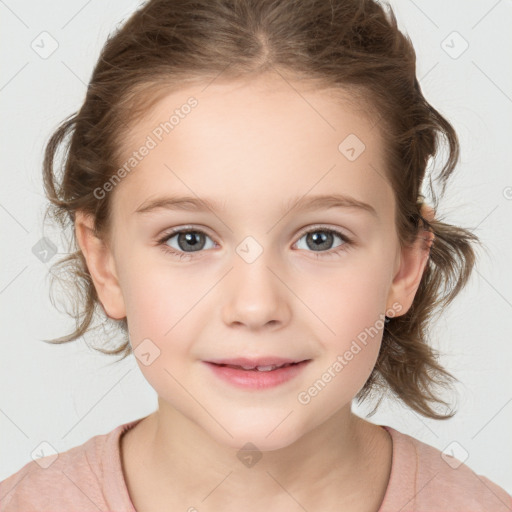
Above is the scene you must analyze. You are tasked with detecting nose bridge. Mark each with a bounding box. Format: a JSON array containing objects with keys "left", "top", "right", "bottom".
[{"left": 220, "top": 234, "right": 290, "bottom": 328}]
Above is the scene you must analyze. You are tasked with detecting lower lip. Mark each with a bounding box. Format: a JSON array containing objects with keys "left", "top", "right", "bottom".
[{"left": 203, "top": 361, "right": 310, "bottom": 390}]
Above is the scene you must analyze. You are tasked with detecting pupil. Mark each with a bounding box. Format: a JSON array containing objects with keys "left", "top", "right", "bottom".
[
  {"left": 309, "top": 231, "right": 331, "bottom": 250},
  {"left": 179, "top": 232, "right": 204, "bottom": 252}
]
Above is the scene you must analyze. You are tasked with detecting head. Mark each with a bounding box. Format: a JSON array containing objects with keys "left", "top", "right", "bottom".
[{"left": 42, "top": 0, "right": 479, "bottom": 448}]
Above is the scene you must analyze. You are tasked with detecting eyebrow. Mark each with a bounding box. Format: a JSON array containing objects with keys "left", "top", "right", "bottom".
[{"left": 134, "top": 193, "right": 378, "bottom": 218}]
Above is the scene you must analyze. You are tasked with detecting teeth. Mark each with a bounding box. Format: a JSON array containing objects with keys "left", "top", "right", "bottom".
[
  {"left": 256, "top": 365, "right": 277, "bottom": 371},
  {"left": 222, "top": 362, "right": 298, "bottom": 371}
]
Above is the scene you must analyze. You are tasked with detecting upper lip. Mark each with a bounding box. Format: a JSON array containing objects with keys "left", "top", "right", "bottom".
[{"left": 205, "top": 357, "right": 309, "bottom": 368}]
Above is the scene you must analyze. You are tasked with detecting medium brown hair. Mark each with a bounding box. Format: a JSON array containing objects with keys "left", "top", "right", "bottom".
[{"left": 41, "top": 0, "right": 481, "bottom": 419}]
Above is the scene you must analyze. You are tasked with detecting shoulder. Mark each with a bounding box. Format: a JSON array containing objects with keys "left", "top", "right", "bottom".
[
  {"left": 378, "top": 425, "right": 512, "bottom": 512},
  {"left": 0, "top": 418, "right": 143, "bottom": 512}
]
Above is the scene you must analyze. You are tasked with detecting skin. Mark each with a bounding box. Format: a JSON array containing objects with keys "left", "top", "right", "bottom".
[{"left": 75, "top": 72, "right": 434, "bottom": 512}]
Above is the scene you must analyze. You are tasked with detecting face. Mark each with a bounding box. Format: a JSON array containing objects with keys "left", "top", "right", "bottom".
[{"left": 79, "top": 74, "right": 422, "bottom": 451}]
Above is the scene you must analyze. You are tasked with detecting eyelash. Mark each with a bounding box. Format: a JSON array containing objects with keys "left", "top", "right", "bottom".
[{"left": 156, "top": 225, "right": 353, "bottom": 261}]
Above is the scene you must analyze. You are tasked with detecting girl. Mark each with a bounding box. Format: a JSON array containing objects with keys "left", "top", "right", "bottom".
[{"left": 1, "top": 0, "right": 510, "bottom": 511}]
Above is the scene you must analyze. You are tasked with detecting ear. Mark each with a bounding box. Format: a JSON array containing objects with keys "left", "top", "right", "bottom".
[
  {"left": 386, "top": 204, "right": 435, "bottom": 316},
  {"left": 74, "top": 210, "right": 126, "bottom": 320}
]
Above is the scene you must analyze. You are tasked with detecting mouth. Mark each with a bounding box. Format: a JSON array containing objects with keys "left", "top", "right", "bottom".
[
  {"left": 202, "top": 358, "right": 312, "bottom": 389},
  {"left": 204, "top": 357, "right": 310, "bottom": 372},
  {"left": 211, "top": 361, "right": 301, "bottom": 372}
]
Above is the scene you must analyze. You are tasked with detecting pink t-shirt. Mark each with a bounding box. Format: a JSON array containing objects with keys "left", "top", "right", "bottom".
[{"left": 1, "top": 416, "right": 510, "bottom": 511}]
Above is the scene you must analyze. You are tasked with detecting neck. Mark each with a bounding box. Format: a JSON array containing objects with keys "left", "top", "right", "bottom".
[{"left": 125, "top": 401, "right": 391, "bottom": 511}]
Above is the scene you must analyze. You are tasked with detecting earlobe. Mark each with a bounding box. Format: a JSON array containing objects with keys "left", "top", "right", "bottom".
[{"left": 74, "top": 211, "right": 126, "bottom": 320}]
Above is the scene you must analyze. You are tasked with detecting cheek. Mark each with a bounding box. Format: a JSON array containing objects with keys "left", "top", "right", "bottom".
[
  {"left": 119, "top": 260, "right": 215, "bottom": 391},
  {"left": 296, "top": 303, "right": 384, "bottom": 417},
  {"left": 290, "top": 258, "right": 389, "bottom": 387},
  {"left": 121, "top": 268, "right": 200, "bottom": 401},
  {"left": 292, "top": 255, "right": 391, "bottom": 337},
  {"left": 118, "top": 253, "right": 208, "bottom": 340},
  {"left": 297, "top": 339, "right": 379, "bottom": 428}
]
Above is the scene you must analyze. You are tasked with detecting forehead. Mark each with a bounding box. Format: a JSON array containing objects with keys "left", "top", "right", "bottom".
[{"left": 111, "top": 74, "right": 391, "bottom": 219}]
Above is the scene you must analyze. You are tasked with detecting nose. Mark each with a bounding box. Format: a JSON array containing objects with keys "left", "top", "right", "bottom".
[{"left": 220, "top": 250, "right": 291, "bottom": 331}]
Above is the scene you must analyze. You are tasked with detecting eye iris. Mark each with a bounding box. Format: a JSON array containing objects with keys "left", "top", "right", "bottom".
[
  {"left": 178, "top": 231, "right": 205, "bottom": 252},
  {"left": 307, "top": 231, "right": 332, "bottom": 251}
]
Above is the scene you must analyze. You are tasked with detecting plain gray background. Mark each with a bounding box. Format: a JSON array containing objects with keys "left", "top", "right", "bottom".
[{"left": 1, "top": 0, "right": 511, "bottom": 496}]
